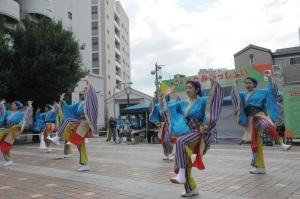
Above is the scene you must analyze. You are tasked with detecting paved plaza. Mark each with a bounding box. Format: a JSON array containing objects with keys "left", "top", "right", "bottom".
[{"left": 0, "top": 138, "right": 300, "bottom": 199}]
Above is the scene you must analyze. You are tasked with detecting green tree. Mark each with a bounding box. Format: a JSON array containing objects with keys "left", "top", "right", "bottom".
[
  {"left": 0, "top": 17, "right": 85, "bottom": 107},
  {"left": 0, "top": 18, "right": 16, "bottom": 97}
]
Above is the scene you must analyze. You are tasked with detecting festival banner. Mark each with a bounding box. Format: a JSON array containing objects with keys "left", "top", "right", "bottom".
[
  {"left": 283, "top": 84, "right": 300, "bottom": 138},
  {"left": 160, "top": 64, "right": 272, "bottom": 94}
]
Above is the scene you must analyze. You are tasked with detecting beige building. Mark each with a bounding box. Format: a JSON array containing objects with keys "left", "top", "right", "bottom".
[
  {"left": 91, "top": 0, "right": 131, "bottom": 120},
  {"left": 234, "top": 44, "right": 273, "bottom": 69},
  {"left": 100, "top": 0, "right": 131, "bottom": 94}
]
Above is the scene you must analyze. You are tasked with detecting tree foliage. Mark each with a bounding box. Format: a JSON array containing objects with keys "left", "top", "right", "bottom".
[
  {"left": 0, "top": 18, "right": 15, "bottom": 96},
  {"left": 0, "top": 17, "right": 85, "bottom": 107}
]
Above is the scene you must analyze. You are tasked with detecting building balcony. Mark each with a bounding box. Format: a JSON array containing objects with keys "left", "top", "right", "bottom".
[
  {"left": 115, "top": 26, "right": 120, "bottom": 38},
  {"left": 114, "top": 7, "right": 120, "bottom": 17},
  {"left": 115, "top": 60, "right": 121, "bottom": 68},
  {"left": 115, "top": 35, "right": 121, "bottom": 45},
  {"left": 114, "top": 12, "right": 120, "bottom": 24},
  {"left": 20, "top": 0, "right": 53, "bottom": 19},
  {"left": 115, "top": 47, "right": 121, "bottom": 56},
  {"left": 116, "top": 65, "right": 122, "bottom": 76},
  {"left": 114, "top": 21, "right": 120, "bottom": 30},
  {"left": 116, "top": 73, "right": 122, "bottom": 81},
  {"left": 0, "top": 0, "right": 20, "bottom": 22}
]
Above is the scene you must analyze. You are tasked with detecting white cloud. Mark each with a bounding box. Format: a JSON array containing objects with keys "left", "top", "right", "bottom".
[{"left": 120, "top": 0, "right": 300, "bottom": 96}]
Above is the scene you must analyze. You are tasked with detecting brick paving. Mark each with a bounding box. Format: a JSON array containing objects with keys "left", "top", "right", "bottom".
[{"left": 0, "top": 138, "right": 300, "bottom": 199}]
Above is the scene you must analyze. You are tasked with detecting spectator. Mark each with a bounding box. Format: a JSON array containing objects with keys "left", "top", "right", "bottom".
[{"left": 107, "top": 117, "right": 117, "bottom": 143}]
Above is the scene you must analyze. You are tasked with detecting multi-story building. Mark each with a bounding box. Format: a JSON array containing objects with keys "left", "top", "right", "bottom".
[
  {"left": 234, "top": 44, "right": 273, "bottom": 69},
  {"left": 234, "top": 43, "right": 300, "bottom": 88},
  {"left": 99, "top": 0, "right": 131, "bottom": 96},
  {"left": 20, "top": 0, "right": 53, "bottom": 20},
  {"left": 0, "top": 0, "right": 53, "bottom": 24},
  {"left": 273, "top": 46, "right": 300, "bottom": 84},
  {"left": 0, "top": 0, "right": 20, "bottom": 29},
  {"left": 89, "top": 0, "right": 131, "bottom": 119},
  {"left": 52, "top": 0, "right": 105, "bottom": 128}
]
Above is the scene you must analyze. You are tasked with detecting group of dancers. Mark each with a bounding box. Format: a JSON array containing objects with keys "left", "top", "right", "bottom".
[
  {"left": 0, "top": 80, "right": 98, "bottom": 172},
  {"left": 0, "top": 73, "right": 293, "bottom": 197},
  {"left": 150, "top": 72, "right": 292, "bottom": 197}
]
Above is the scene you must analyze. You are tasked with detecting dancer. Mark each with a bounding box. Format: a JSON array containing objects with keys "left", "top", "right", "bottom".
[
  {"left": 0, "top": 100, "right": 33, "bottom": 166},
  {"left": 48, "top": 80, "right": 98, "bottom": 171},
  {"left": 149, "top": 97, "right": 172, "bottom": 158},
  {"left": 33, "top": 108, "right": 46, "bottom": 133},
  {"left": 53, "top": 101, "right": 73, "bottom": 157},
  {"left": 150, "top": 93, "right": 189, "bottom": 161},
  {"left": 169, "top": 72, "right": 223, "bottom": 197},
  {"left": 231, "top": 75, "right": 291, "bottom": 174},
  {"left": 39, "top": 104, "right": 56, "bottom": 152}
]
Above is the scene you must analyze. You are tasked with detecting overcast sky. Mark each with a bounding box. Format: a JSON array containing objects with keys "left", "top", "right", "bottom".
[{"left": 119, "top": 0, "right": 300, "bottom": 96}]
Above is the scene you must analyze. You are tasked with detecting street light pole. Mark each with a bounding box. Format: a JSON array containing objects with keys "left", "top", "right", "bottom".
[
  {"left": 155, "top": 63, "right": 158, "bottom": 97},
  {"left": 127, "top": 92, "right": 130, "bottom": 106}
]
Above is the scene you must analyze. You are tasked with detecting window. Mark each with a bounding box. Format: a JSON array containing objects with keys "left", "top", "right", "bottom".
[
  {"left": 109, "top": 91, "right": 111, "bottom": 95},
  {"left": 107, "top": 29, "right": 110, "bottom": 34},
  {"left": 114, "top": 14, "right": 120, "bottom": 25},
  {"left": 107, "top": 44, "right": 110, "bottom": 49},
  {"left": 91, "top": 6, "right": 98, "bottom": 20},
  {"left": 92, "top": 22, "right": 98, "bottom": 35},
  {"left": 68, "top": 11, "right": 72, "bottom": 20},
  {"left": 108, "top": 59, "right": 110, "bottom": 64},
  {"left": 290, "top": 57, "right": 300, "bottom": 65},
  {"left": 115, "top": 27, "right": 120, "bottom": 38},
  {"left": 92, "top": 53, "right": 99, "bottom": 68},
  {"left": 107, "top": 15, "right": 109, "bottom": 19},
  {"left": 115, "top": 53, "right": 121, "bottom": 64},
  {"left": 249, "top": 54, "right": 255, "bottom": 65},
  {"left": 92, "top": 37, "right": 99, "bottom": 51},
  {"left": 116, "top": 66, "right": 121, "bottom": 76},
  {"left": 115, "top": 40, "right": 120, "bottom": 50}
]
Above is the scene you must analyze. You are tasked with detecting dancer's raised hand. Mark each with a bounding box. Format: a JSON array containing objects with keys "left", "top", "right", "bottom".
[
  {"left": 60, "top": 93, "right": 65, "bottom": 101},
  {"left": 208, "top": 70, "right": 216, "bottom": 84}
]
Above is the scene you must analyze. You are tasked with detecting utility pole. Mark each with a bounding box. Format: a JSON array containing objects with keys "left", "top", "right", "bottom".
[
  {"left": 155, "top": 63, "right": 164, "bottom": 97},
  {"left": 151, "top": 62, "right": 164, "bottom": 98}
]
